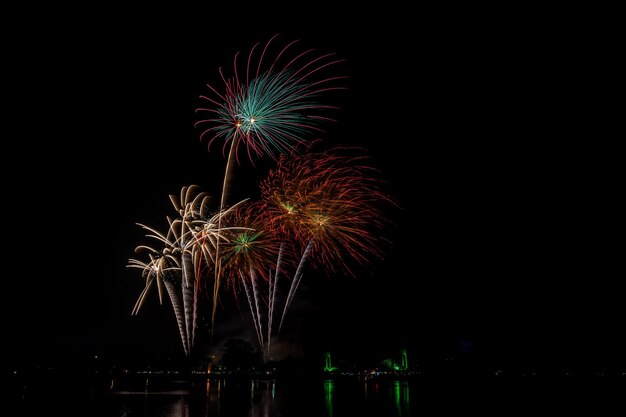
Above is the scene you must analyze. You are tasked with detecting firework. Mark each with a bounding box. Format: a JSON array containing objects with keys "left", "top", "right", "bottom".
[
  {"left": 260, "top": 148, "right": 391, "bottom": 270},
  {"left": 127, "top": 36, "right": 398, "bottom": 361},
  {"left": 128, "top": 186, "right": 244, "bottom": 355},
  {"left": 219, "top": 202, "right": 282, "bottom": 349},
  {"left": 127, "top": 224, "right": 189, "bottom": 354},
  {"left": 196, "top": 33, "right": 344, "bottom": 164},
  {"left": 219, "top": 202, "right": 281, "bottom": 284},
  {"left": 258, "top": 147, "right": 394, "bottom": 333}
]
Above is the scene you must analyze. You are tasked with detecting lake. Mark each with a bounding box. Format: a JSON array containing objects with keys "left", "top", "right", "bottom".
[{"left": 7, "top": 373, "right": 625, "bottom": 416}]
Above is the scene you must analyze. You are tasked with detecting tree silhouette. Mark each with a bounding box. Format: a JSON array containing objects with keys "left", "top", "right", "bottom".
[{"left": 220, "top": 339, "right": 263, "bottom": 371}]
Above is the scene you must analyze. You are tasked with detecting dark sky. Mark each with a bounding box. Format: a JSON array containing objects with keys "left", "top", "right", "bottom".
[{"left": 4, "top": 10, "right": 621, "bottom": 371}]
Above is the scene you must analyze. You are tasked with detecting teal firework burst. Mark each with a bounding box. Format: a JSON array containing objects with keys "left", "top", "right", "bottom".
[{"left": 196, "top": 34, "right": 344, "bottom": 163}]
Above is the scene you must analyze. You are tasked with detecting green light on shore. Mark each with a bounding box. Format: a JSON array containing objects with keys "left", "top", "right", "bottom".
[
  {"left": 401, "top": 349, "right": 408, "bottom": 371},
  {"left": 324, "top": 352, "right": 337, "bottom": 372}
]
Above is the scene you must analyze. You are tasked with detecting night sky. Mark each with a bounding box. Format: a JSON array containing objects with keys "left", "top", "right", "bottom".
[{"left": 4, "top": 10, "right": 621, "bottom": 373}]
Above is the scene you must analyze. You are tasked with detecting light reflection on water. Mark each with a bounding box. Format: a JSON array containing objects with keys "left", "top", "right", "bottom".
[
  {"left": 131, "top": 379, "right": 284, "bottom": 417},
  {"left": 14, "top": 375, "right": 618, "bottom": 417},
  {"left": 13, "top": 377, "right": 417, "bottom": 417},
  {"left": 324, "top": 380, "right": 334, "bottom": 417},
  {"left": 392, "top": 380, "right": 410, "bottom": 416},
  {"left": 106, "top": 378, "right": 413, "bottom": 417}
]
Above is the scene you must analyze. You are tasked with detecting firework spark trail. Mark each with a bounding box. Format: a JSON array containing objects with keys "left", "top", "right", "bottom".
[
  {"left": 180, "top": 251, "right": 195, "bottom": 351},
  {"left": 128, "top": 261, "right": 155, "bottom": 313},
  {"left": 211, "top": 140, "right": 235, "bottom": 343},
  {"left": 266, "top": 268, "right": 274, "bottom": 357},
  {"left": 192, "top": 257, "right": 202, "bottom": 348},
  {"left": 250, "top": 268, "right": 265, "bottom": 348},
  {"left": 163, "top": 278, "right": 189, "bottom": 356},
  {"left": 278, "top": 240, "right": 313, "bottom": 334},
  {"left": 266, "top": 242, "right": 284, "bottom": 356},
  {"left": 240, "top": 271, "right": 263, "bottom": 348},
  {"left": 130, "top": 279, "right": 153, "bottom": 315}
]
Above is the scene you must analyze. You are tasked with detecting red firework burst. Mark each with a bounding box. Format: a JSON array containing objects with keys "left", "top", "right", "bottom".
[{"left": 258, "top": 147, "right": 393, "bottom": 275}]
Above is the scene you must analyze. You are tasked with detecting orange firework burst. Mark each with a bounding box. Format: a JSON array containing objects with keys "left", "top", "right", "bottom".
[{"left": 259, "top": 147, "right": 393, "bottom": 275}]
